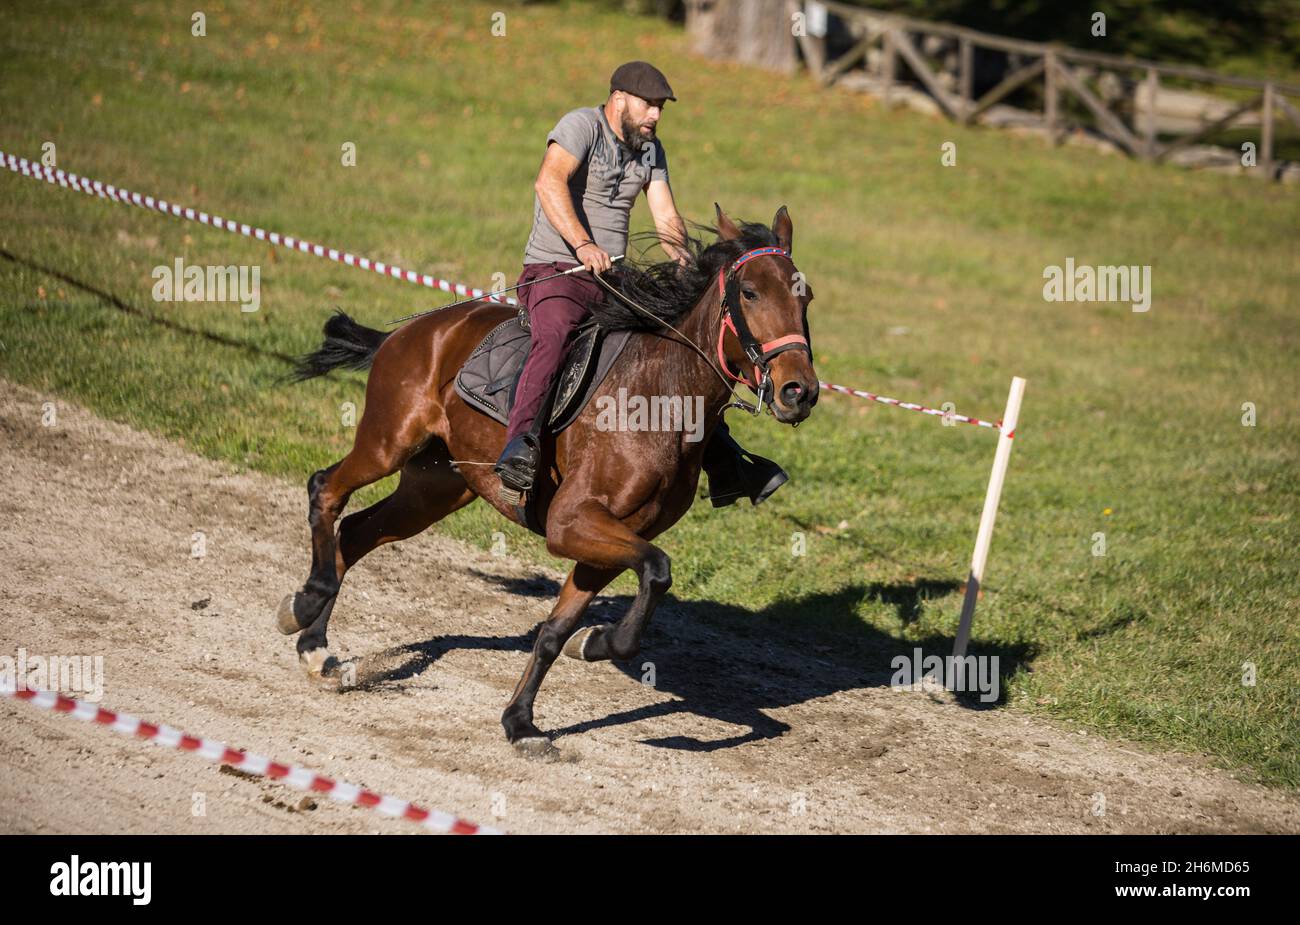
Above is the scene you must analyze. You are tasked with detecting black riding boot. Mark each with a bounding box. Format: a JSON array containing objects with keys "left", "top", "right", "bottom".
[
  {"left": 495, "top": 432, "right": 541, "bottom": 493},
  {"left": 495, "top": 346, "right": 553, "bottom": 495},
  {"left": 701, "top": 419, "right": 789, "bottom": 507}
]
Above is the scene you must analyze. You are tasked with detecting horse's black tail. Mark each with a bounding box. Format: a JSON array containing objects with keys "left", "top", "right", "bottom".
[{"left": 289, "top": 310, "right": 391, "bottom": 382}]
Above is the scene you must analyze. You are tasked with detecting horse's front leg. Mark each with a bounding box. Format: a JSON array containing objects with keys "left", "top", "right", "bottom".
[
  {"left": 501, "top": 499, "right": 671, "bottom": 752},
  {"left": 549, "top": 499, "right": 672, "bottom": 663},
  {"left": 501, "top": 562, "right": 618, "bottom": 754}
]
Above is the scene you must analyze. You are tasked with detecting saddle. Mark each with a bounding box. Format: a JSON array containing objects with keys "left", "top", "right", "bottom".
[
  {"left": 453, "top": 311, "right": 633, "bottom": 535},
  {"left": 454, "top": 313, "right": 632, "bottom": 433}
]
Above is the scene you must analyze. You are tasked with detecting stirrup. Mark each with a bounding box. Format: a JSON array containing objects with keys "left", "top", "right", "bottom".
[
  {"left": 499, "top": 484, "right": 524, "bottom": 506},
  {"left": 494, "top": 433, "right": 540, "bottom": 498}
]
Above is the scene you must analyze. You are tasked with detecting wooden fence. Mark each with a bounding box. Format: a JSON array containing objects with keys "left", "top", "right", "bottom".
[{"left": 772, "top": 0, "right": 1300, "bottom": 179}]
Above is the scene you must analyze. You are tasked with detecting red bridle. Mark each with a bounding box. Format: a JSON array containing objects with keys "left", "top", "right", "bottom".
[{"left": 714, "top": 245, "right": 812, "bottom": 394}]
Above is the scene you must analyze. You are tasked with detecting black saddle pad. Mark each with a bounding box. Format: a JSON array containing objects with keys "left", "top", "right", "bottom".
[{"left": 454, "top": 314, "right": 632, "bottom": 433}]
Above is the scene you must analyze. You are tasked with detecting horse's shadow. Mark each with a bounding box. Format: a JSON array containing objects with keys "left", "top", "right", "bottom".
[{"left": 348, "top": 572, "right": 1035, "bottom": 752}]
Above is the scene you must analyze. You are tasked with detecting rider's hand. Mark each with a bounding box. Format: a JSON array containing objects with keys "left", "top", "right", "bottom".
[{"left": 576, "top": 242, "right": 613, "bottom": 275}]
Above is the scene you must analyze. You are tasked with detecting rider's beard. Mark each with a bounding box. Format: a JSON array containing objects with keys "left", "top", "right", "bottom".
[{"left": 619, "top": 111, "right": 654, "bottom": 154}]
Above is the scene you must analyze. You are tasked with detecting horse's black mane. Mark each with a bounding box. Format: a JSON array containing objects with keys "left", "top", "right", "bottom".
[{"left": 589, "top": 218, "right": 781, "bottom": 331}]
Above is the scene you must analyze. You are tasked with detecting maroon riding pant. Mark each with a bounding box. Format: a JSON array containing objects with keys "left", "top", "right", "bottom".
[{"left": 504, "top": 261, "right": 605, "bottom": 443}]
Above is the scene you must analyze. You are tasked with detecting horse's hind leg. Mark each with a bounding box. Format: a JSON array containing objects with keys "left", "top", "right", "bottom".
[
  {"left": 277, "top": 421, "right": 426, "bottom": 645},
  {"left": 294, "top": 437, "right": 475, "bottom": 679}
]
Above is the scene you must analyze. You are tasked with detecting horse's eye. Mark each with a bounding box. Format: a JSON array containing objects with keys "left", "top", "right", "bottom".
[{"left": 742, "top": 287, "right": 757, "bottom": 301}]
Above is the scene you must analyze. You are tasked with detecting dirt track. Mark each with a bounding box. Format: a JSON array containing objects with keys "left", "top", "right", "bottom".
[{"left": 1, "top": 379, "right": 1296, "bottom": 834}]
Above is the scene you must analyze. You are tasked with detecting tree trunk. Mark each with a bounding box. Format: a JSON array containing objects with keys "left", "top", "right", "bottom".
[{"left": 686, "top": 0, "right": 797, "bottom": 74}]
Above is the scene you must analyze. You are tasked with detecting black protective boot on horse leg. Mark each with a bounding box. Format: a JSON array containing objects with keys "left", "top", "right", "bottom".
[
  {"left": 701, "top": 418, "right": 788, "bottom": 507},
  {"left": 277, "top": 464, "right": 343, "bottom": 634}
]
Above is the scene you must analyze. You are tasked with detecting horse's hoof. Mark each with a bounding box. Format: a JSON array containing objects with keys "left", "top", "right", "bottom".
[
  {"left": 562, "top": 626, "right": 598, "bottom": 661},
  {"left": 276, "top": 593, "right": 302, "bottom": 635},
  {"left": 299, "top": 648, "right": 340, "bottom": 682},
  {"left": 512, "top": 736, "right": 559, "bottom": 759}
]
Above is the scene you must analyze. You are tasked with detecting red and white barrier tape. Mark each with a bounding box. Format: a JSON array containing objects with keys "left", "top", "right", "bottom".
[
  {"left": 0, "top": 149, "right": 516, "bottom": 305},
  {"left": 818, "top": 380, "right": 1009, "bottom": 435},
  {"left": 4, "top": 149, "right": 1016, "bottom": 432},
  {"left": 0, "top": 683, "right": 501, "bottom": 835}
]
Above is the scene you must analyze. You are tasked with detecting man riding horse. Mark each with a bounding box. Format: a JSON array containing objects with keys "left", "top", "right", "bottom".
[
  {"left": 494, "top": 60, "right": 788, "bottom": 508},
  {"left": 284, "top": 61, "right": 820, "bottom": 750}
]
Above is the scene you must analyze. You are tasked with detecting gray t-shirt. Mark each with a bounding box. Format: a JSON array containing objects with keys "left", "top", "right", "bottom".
[{"left": 523, "top": 105, "right": 669, "bottom": 265}]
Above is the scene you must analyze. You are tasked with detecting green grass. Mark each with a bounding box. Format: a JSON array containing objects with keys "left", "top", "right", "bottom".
[{"left": 1, "top": 0, "right": 1297, "bottom": 787}]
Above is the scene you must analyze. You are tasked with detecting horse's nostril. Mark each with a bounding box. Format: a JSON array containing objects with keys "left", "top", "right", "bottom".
[{"left": 780, "top": 381, "right": 804, "bottom": 407}]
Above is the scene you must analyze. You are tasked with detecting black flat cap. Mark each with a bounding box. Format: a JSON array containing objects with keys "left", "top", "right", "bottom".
[{"left": 610, "top": 61, "right": 676, "bottom": 102}]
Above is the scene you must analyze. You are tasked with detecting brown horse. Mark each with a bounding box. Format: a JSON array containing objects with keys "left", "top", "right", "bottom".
[{"left": 281, "top": 204, "right": 818, "bottom": 754}]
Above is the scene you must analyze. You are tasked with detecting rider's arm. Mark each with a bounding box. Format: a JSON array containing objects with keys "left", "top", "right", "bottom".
[
  {"left": 534, "top": 143, "right": 597, "bottom": 255},
  {"left": 646, "top": 178, "right": 689, "bottom": 266},
  {"left": 642, "top": 140, "right": 687, "bottom": 266}
]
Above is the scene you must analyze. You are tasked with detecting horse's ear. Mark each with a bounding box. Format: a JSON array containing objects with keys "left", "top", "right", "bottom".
[
  {"left": 714, "top": 202, "right": 742, "bottom": 241},
  {"left": 772, "top": 205, "right": 793, "bottom": 252}
]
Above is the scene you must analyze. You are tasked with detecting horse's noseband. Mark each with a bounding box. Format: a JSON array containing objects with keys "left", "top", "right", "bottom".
[{"left": 716, "top": 245, "right": 812, "bottom": 411}]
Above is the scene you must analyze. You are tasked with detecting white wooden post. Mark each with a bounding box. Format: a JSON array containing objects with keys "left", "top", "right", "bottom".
[{"left": 952, "top": 376, "right": 1026, "bottom": 657}]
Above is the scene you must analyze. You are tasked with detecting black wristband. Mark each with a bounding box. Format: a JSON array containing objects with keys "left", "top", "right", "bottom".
[{"left": 574, "top": 239, "right": 594, "bottom": 251}]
